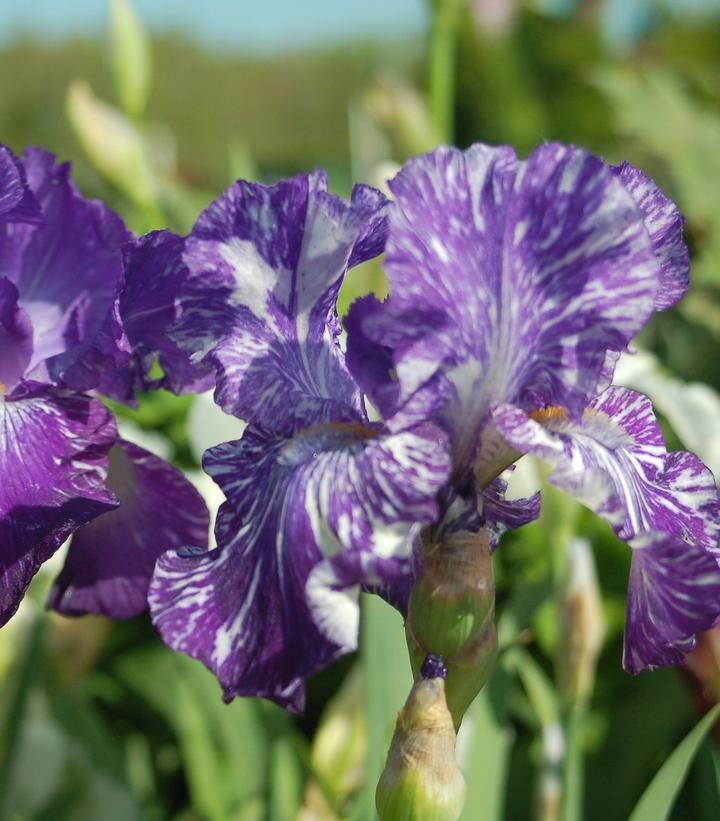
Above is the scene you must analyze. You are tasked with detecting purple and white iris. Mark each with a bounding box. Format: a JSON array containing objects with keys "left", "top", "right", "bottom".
[
  {"left": 347, "top": 143, "right": 720, "bottom": 675},
  {"left": 142, "top": 172, "right": 451, "bottom": 709},
  {"left": 0, "top": 144, "right": 209, "bottom": 625},
  {"left": 136, "top": 142, "right": 720, "bottom": 707}
]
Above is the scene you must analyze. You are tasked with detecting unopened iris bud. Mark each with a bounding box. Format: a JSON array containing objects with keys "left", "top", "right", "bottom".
[
  {"left": 406, "top": 529, "right": 497, "bottom": 728},
  {"left": 556, "top": 538, "right": 605, "bottom": 708},
  {"left": 364, "top": 72, "right": 438, "bottom": 157},
  {"left": 376, "top": 659, "right": 466, "bottom": 821}
]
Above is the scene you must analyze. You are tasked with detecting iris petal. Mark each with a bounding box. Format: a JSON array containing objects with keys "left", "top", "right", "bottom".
[
  {"left": 0, "top": 147, "right": 133, "bottom": 400},
  {"left": 0, "top": 383, "right": 117, "bottom": 625},
  {"left": 167, "top": 171, "right": 387, "bottom": 428},
  {"left": 625, "top": 531, "right": 720, "bottom": 674},
  {"left": 49, "top": 439, "right": 209, "bottom": 619},
  {"left": 0, "top": 278, "right": 33, "bottom": 392},
  {"left": 120, "top": 231, "right": 216, "bottom": 394},
  {"left": 149, "top": 420, "right": 449, "bottom": 709},
  {"left": 0, "top": 143, "right": 41, "bottom": 225},
  {"left": 493, "top": 387, "right": 719, "bottom": 549},
  {"left": 348, "top": 143, "right": 665, "bottom": 478},
  {"left": 611, "top": 162, "right": 689, "bottom": 312}
]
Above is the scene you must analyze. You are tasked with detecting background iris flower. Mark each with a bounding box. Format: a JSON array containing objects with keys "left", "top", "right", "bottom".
[{"left": 0, "top": 143, "right": 210, "bottom": 626}]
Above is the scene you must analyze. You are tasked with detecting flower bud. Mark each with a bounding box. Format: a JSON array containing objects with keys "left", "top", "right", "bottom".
[
  {"left": 364, "top": 72, "right": 439, "bottom": 157},
  {"left": 406, "top": 529, "right": 498, "bottom": 728},
  {"left": 556, "top": 538, "right": 604, "bottom": 708},
  {"left": 376, "top": 663, "right": 466, "bottom": 821}
]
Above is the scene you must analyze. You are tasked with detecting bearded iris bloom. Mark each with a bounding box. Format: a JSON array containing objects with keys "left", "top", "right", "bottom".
[
  {"left": 347, "top": 143, "right": 720, "bottom": 674},
  {"left": 136, "top": 142, "right": 720, "bottom": 711},
  {"left": 142, "top": 172, "right": 455, "bottom": 710},
  {"left": 0, "top": 144, "right": 209, "bottom": 625}
]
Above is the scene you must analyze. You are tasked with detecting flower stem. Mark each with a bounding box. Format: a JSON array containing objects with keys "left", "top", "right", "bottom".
[
  {"left": 428, "top": 0, "right": 463, "bottom": 143},
  {"left": 560, "top": 702, "right": 586, "bottom": 821}
]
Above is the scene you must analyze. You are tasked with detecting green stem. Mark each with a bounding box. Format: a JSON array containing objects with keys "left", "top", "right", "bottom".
[
  {"left": 0, "top": 611, "right": 48, "bottom": 813},
  {"left": 428, "top": 0, "right": 462, "bottom": 143},
  {"left": 560, "top": 701, "right": 586, "bottom": 821}
]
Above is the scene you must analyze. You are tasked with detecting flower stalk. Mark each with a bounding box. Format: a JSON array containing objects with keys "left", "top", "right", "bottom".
[
  {"left": 428, "top": 0, "right": 463, "bottom": 142},
  {"left": 555, "top": 538, "right": 605, "bottom": 821}
]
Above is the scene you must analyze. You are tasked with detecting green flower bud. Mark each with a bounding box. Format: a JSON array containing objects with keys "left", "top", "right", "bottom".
[
  {"left": 406, "top": 529, "right": 498, "bottom": 728},
  {"left": 556, "top": 538, "right": 604, "bottom": 708},
  {"left": 376, "top": 673, "right": 466, "bottom": 821}
]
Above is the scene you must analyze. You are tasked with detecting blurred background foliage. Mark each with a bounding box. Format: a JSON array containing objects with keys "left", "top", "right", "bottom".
[{"left": 1, "top": 0, "right": 720, "bottom": 818}]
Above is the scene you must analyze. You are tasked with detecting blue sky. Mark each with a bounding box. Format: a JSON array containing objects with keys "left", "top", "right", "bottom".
[
  {"left": 0, "top": 0, "right": 427, "bottom": 52},
  {"left": 2, "top": 1, "right": 718, "bottom": 53}
]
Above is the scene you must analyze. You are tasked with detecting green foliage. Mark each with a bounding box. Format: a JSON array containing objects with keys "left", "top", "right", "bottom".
[
  {"left": 592, "top": 65, "right": 720, "bottom": 287},
  {"left": 352, "top": 595, "right": 413, "bottom": 821},
  {"left": 116, "top": 647, "right": 280, "bottom": 820},
  {"left": 460, "top": 675, "right": 513, "bottom": 821},
  {"left": 630, "top": 704, "right": 720, "bottom": 821}
]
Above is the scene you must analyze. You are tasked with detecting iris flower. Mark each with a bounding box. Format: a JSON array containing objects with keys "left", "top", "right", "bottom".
[
  {"left": 0, "top": 144, "right": 209, "bottom": 624},
  {"left": 141, "top": 172, "right": 453, "bottom": 710},
  {"left": 138, "top": 143, "right": 719, "bottom": 707},
  {"left": 347, "top": 143, "right": 720, "bottom": 674}
]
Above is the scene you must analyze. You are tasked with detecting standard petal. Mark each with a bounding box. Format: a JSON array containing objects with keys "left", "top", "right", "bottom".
[
  {"left": 149, "top": 420, "right": 449, "bottom": 708},
  {"left": 347, "top": 183, "right": 388, "bottom": 267},
  {"left": 0, "top": 144, "right": 41, "bottom": 225},
  {"left": 48, "top": 439, "right": 209, "bottom": 619},
  {"left": 0, "top": 148, "right": 133, "bottom": 398},
  {"left": 493, "top": 387, "right": 720, "bottom": 550},
  {"left": 612, "top": 162, "right": 689, "bottom": 311},
  {"left": 170, "top": 171, "right": 387, "bottom": 427},
  {"left": 120, "top": 231, "right": 215, "bottom": 394},
  {"left": 0, "top": 278, "right": 33, "bottom": 391},
  {"left": 0, "top": 383, "right": 117, "bottom": 625},
  {"left": 349, "top": 143, "right": 661, "bottom": 475},
  {"left": 624, "top": 531, "right": 720, "bottom": 674}
]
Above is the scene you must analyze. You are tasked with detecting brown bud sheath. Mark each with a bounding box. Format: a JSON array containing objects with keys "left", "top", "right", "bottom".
[{"left": 376, "top": 672, "right": 466, "bottom": 821}]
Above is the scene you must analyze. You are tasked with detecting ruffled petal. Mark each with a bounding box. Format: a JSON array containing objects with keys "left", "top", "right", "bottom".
[
  {"left": 149, "top": 420, "right": 449, "bottom": 709},
  {"left": 0, "top": 144, "right": 41, "bottom": 225},
  {"left": 0, "top": 383, "right": 117, "bottom": 625},
  {"left": 348, "top": 143, "right": 663, "bottom": 475},
  {"left": 493, "top": 387, "right": 720, "bottom": 549},
  {"left": 120, "top": 231, "right": 215, "bottom": 394},
  {"left": 170, "top": 171, "right": 387, "bottom": 428},
  {"left": 624, "top": 531, "right": 720, "bottom": 674},
  {"left": 0, "top": 148, "right": 133, "bottom": 399},
  {"left": 347, "top": 184, "right": 388, "bottom": 267},
  {"left": 48, "top": 439, "right": 209, "bottom": 618},
  {"left": 482, "top": 472, "right": 541, "bottom": 549},
  {"left": 612, "top": 162, "right": 689, "bottom": 311},
  {"left": 0, "top": 278, "right": 33, "bottom": 392}
]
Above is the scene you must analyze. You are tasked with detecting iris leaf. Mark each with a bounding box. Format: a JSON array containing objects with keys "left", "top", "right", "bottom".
[
  {"left": 460, "top": 670, "right": 513, "bottom": 821},
  {"left": 628, "top": 703, "right": 720, "bottom": 821}
]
